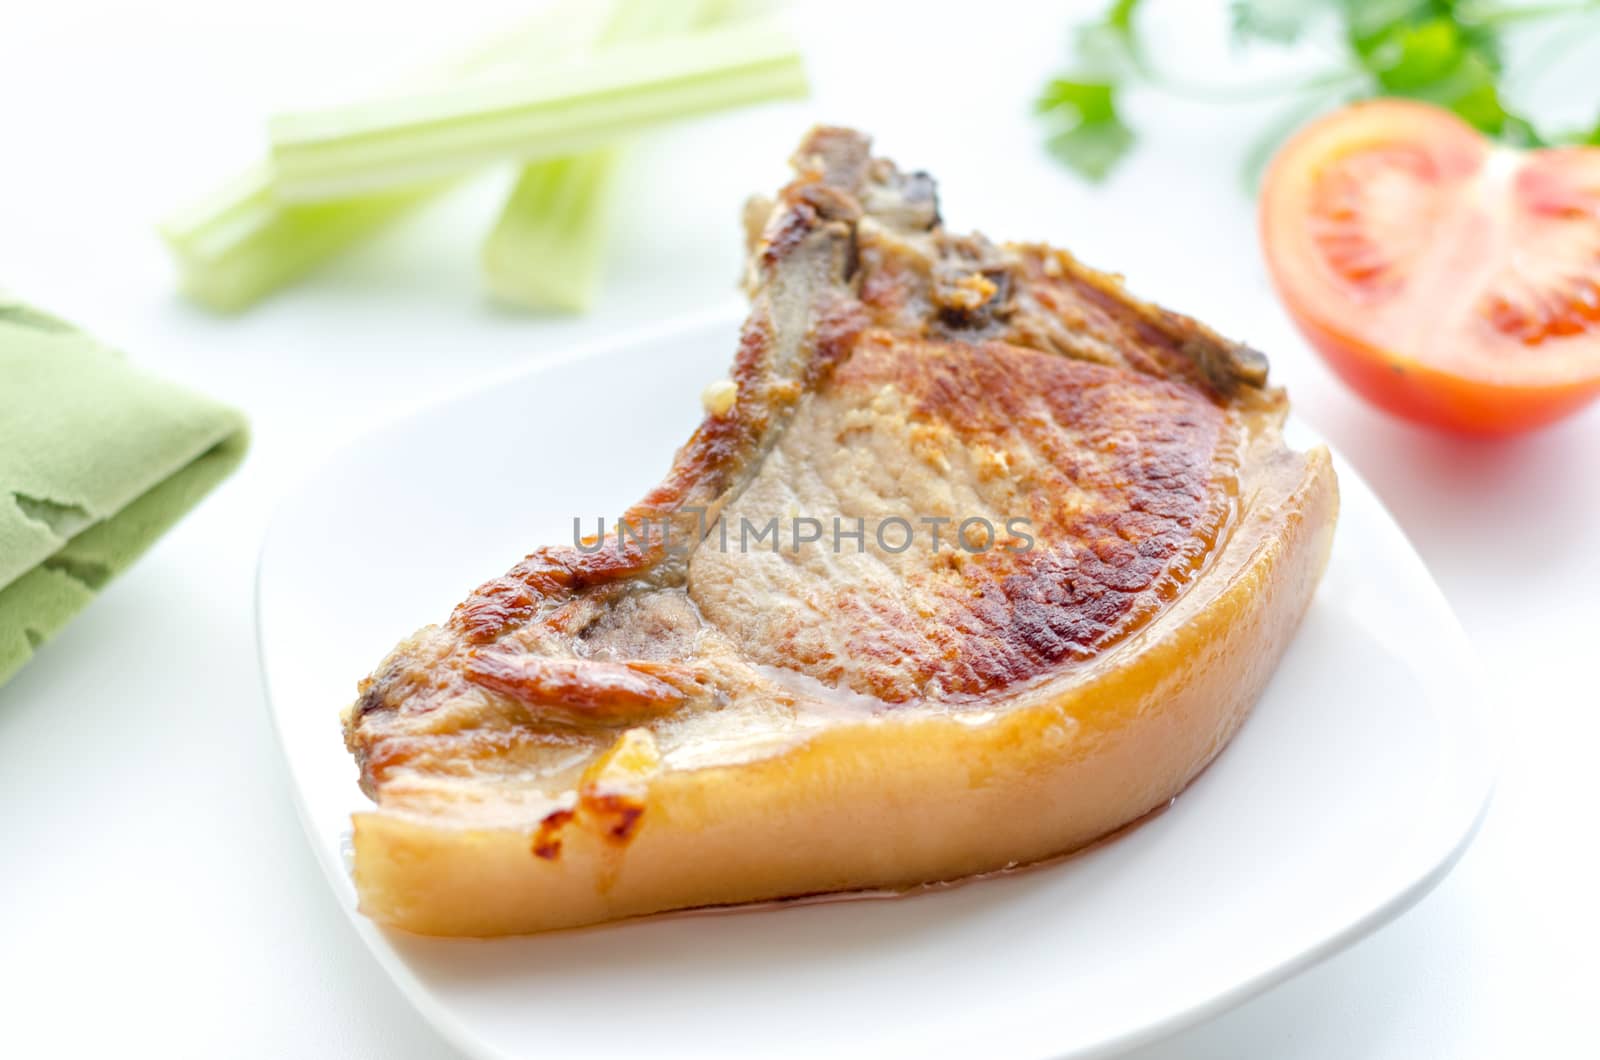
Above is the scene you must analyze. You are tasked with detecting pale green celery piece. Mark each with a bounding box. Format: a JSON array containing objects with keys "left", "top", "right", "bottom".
[
  {"left": 267, "top": 20, "right": 810, "bottom": 202},
  {"left": 482, "top": 151, "right": 621, "bottom": 312},
  {"left": 157, "top": 2, "right": 610, "bottom": 313},
  {"left": 483, "top": 0, "right": 741, "bottom": 312},
  {"left": 158, "top": 164, "right": 434, "bottom": 312}
]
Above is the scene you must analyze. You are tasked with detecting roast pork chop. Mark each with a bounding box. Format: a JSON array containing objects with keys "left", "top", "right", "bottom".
[{"left": 344, "top": 127, "right": 1338, "bottom": 936}]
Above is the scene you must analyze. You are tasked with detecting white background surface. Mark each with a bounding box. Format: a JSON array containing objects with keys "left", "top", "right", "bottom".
[{"left": 1, "top": 0, "right": 1595, "bottom": 1056}]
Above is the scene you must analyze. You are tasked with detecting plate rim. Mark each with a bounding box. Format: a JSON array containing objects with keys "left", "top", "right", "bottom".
[{"left": 255, "top": 308, "right": 1497, "bottom": 1060}]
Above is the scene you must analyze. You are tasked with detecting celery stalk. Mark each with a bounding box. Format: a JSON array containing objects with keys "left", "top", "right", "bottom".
[
  {"left": 158, "top": 4, "right": 608, "bottom": 313},
  {"left": 159, "top": 166, "right": 434, "bottom": 312},
  {"left": 267, "top": 20, "right": 809, "bottom": 202},
  {"left": 481, "top": 151, "right": 621, "bottom": 311},
  {"left": 482, "top": 0, "right": 740, "bottom": 312}
]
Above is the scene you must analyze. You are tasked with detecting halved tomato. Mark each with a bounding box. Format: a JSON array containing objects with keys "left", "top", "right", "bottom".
[{"left": 1261, "top": 99, "right": 1600, "bottom": 436}]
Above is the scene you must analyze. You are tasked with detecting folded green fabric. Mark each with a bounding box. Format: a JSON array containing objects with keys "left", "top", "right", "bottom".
[{"left": 0, "top": 298, "right": 248, "bottom": 686}]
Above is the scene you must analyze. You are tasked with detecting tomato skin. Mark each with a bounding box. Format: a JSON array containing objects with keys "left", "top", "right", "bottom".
[
  {"left": 1260, "top": 99, "right": 1600, "bottom": 437},
  {"left": 1281, "top": 295, "right": 1600, "bottom": 437}
]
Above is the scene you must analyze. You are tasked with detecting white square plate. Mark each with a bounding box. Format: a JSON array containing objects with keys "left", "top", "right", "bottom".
[{"left": 257, "top": 309, "right": 1494, "bottom": 1059}]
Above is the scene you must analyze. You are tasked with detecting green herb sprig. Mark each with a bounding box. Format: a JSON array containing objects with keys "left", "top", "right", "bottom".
[{"left": 1036, "top": 0, "right": 1600, "bottom": 183}]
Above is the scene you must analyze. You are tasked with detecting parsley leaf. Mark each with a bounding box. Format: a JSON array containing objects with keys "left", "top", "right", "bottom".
[
  {"left": 1347, "top": 9, "right": 1540, "bottom": 140},
  {"left": 1364, "top": 17, "right": 1471, "bottom": 92},
  {"left": 1036, "top": 79, "right": 1137, "bottom": 181},
  {"left": 1343, "top": 0, "right": 1435, "bottom": 53},
  {"left": 1106, "top": 0, "right": 1143, "bottom": 35}
]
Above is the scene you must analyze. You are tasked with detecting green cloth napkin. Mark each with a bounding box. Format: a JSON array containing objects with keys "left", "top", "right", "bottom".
[{"left": 0, "top": 298, "right": 248, "bottom": 686}]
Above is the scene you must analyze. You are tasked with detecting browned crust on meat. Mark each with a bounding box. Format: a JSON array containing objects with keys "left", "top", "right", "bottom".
[
  {"left": 463, "top": 653, "right": 691, "bottom": 724},
  {"left": 776, "top": 332, "right": 1237, "bottom": 700}
]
